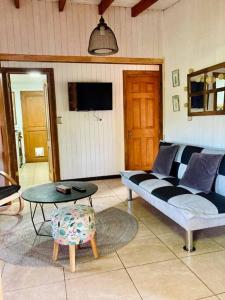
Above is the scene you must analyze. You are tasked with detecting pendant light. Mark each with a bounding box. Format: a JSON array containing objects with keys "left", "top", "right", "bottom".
[{"left": 88, "top": 16, "right": 118, "bottom": 56}]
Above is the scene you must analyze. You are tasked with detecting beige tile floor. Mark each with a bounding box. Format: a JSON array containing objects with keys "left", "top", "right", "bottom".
[
  {"left": 2, "top": 178, "right": 225, "bottom": 299},
  {"left": 19, "top": 162, "right": 50, "bottom": 189}
]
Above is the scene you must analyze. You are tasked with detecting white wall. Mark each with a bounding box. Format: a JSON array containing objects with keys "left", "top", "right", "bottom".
[
  {"left": 0, "top": 0, "right": 163, "bottom": 179},
  {"left": 2, "top": 61, "right": 159, "bottom": 179},
  {"left": 163, "top": 0, "right": 225, "bottom": 149},
  {"left": 11, "top": 76, "right": 47, "bottom": 165}
]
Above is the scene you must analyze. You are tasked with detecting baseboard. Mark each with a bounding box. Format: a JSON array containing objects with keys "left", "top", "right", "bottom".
[{"left": 61, "top": 174, "right": 121, "bottom": 182}]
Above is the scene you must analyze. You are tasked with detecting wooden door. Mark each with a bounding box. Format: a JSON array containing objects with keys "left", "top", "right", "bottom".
[
  {"left": 124, "top": 71, "right": 161, "bottom": 170},
  {"left": 21, "top": 91, "right": 48, "bottom": 163},
  {"left": 43, "top": 82, "right": 54, "bottom": 180},
  {"left": 0, "top": 74, "right": 9, "bottom": 182}
]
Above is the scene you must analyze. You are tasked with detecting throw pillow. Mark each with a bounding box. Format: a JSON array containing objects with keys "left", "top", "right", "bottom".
[
  {"left": 152, "top": 145, "right": 179, "bottom": 176},
  {"left": 180, "top": 153, "right": 223, "bottom": 193}
]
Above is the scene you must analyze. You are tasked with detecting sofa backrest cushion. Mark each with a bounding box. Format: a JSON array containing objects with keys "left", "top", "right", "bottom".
[
  {"left": 179, "top": 153, "right": 223, "bottom": 193},
  {"left": 152, "top": 145, "right": 179, "bottom": 176}
]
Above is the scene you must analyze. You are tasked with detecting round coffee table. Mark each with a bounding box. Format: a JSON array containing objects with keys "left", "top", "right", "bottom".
[{"left": 22, "top": 181, "right": 98, "bottom": 237}]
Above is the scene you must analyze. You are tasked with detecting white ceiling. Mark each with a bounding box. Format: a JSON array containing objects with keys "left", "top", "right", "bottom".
[
  {"left": 48, "top": 0, "right": 178, "bottom": 10},
  {"left": 10, "top": 74, "right": 47, "bottom": 85}
]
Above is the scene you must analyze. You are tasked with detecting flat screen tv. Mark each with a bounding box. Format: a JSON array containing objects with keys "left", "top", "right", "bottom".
[{"left": 68, "top": 82, "right": 112, "bottom": 111}]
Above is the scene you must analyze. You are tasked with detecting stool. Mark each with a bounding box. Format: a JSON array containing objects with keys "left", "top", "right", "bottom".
[{"left": 51, "top": 205, "right": 98, "bottom": 272}]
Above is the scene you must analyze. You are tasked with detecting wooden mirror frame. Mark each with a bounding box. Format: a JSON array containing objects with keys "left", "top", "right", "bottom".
[{"left": 187, "top": 62, "right": 225, "bottom": 116}]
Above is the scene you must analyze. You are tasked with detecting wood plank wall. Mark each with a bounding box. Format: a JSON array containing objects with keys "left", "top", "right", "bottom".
[
  {"left": 0, "top": 0, "right": 163, "bottom": 178},
  {"left": 0, "top": 0, "right": 163, "bottom": 58},
  {"left": 2, "top": 61, "right": 159, "bottom": 179}
]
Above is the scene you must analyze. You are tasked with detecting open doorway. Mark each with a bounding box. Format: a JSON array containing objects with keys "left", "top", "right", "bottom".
[
  {"left": 11, "top": 73, "right": 49, "bottom": 188},
  {"left": 1, "top": 68, "right": 60, "bottom": 189}
]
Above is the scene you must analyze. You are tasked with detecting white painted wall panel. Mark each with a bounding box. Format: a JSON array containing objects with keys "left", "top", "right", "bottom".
[
  {"left": 0, "top": 0, "right": 163, "bottom": 178},
  {"left": 0, "top": 0, "right": 163, "bottom": 58},
  {"left": 2, "top": 61, "right": 159, "bottom": 179},
  {"left": 163, "top": 0, "right": 225, "bottom": 149}
]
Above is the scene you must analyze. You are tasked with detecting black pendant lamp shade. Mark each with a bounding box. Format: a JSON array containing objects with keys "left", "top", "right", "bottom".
[{"left": 88, "top": 16, "right": 119, "bottom": 56}]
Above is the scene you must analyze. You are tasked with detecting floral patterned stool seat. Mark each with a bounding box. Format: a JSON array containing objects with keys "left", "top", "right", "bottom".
[{"left": 51, "top": 204, "right": 98, "bottom": 272}]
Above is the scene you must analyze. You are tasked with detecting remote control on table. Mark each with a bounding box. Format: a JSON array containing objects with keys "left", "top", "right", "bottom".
[{"left": 72, "top": 185, "right": 86, "bottom": 193}]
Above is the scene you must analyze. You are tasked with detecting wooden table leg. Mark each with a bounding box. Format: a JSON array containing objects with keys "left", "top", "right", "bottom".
[
  {"left": 52, "top": 241, "right": 59, "bottom": 262},
  {"left": 90, "top": 237, "right": 99, "bottom": 259},
  {"left": 69, "top": 245, "right": 76, "bottom": 272}
]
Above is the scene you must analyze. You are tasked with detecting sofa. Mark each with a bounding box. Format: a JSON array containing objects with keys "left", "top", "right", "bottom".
[{"left": 121, "top": 142, "right": 225, "bottom": 252}]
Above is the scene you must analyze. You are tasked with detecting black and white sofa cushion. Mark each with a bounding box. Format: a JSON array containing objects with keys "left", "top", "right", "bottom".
[{"left": 120, "top": 142, "right": 225, "bottom": 252}]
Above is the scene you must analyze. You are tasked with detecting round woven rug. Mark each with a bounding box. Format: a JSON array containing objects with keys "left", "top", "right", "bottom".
[{"left": 0, "top": 207, "right": 138, "bottom": 267}]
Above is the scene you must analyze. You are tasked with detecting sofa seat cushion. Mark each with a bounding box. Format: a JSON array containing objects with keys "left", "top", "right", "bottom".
[
  {"left": 168, "top": 194, "right": 220, "bottom": 218},
  {"left": 140, "top": 179, "right": 174, "bottom": 194},
  {"left": 197, "top": 192, "right": 225, "bottom": 214},
  {"left": 121, "top": 170, "right": 179, "bottom": 186},
  {"left": 120, "top": 170, "right": 146, "bottom": 179},
  {"left": 0, "top": 185, "right": 21, "bottom": 200},
  {"left": 129, "top": 173, "right": 158, "bottom": 185},
  {"left": 151, "top": 185, "right": 225, "bottom": 218},
  {"left": 151, "top": 186, "right": 191, "bottom": 202}
]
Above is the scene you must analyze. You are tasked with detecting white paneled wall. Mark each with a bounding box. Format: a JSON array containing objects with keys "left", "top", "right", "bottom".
[
  {"left": 0, "top": 0, "right": 163, "bottom": 58},
  {"left": 2, "top": 61, "right": 159, "bottom": 179},
  {"left": 0, "top": 0, "right": 163, "bottom": 178},
  {"left": 163, "top": 0, "right": 225, "bottom": 149}
]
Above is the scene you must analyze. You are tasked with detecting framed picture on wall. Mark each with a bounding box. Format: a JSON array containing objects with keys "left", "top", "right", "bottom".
[
  {"left": 11, "top": 92, "right": 17, "bottom": 126},
  {"left": 172, "top": 95, "right": 180, "bottom": 112},
  {"left": 172, "top": 69, "right": 180, "bottom": 87}
]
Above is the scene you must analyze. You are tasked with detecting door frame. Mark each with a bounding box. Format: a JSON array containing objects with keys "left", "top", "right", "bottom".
[
  {"left": 123, "top": 69, "right": 163, "bottom": 170},
  {"left": 0, "top": 67, "right": 60, "bottom": 182}
]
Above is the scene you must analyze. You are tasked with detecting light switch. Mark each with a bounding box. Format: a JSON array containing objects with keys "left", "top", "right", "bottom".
[{"left": 57, "top": 116, "right": 62, "bottom": 124}]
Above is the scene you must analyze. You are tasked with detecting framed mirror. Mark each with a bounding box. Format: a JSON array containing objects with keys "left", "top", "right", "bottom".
[{"left": 187, "top": 62, "right": 225, "bottom": 116}]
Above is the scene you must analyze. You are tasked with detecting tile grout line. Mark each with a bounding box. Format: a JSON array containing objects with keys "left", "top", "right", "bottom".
[
  {"left": 63, "top": 267, "right": 68, "bottom": 300},
  {"left": 136, "top": 216, "right": 217, "bottom": 297},
  {"left": 1, "top": 277, "right": 65, "bottom": 293},
  {"left": 115, "top": 251, "right": 144, "bottom": 300},
  {"left": 65, "top": 265, "right": 125, "bottom": 282}
]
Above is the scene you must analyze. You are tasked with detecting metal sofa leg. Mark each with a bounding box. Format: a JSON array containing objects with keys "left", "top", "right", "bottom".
[
  {"left": 183, "top": 230, "right": 196, "bottom": 252},
  {"left": 128, "top": 189, "right": 132, "bottom": 201}
]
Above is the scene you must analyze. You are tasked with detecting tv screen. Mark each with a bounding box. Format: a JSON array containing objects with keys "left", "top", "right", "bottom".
[{"left": 68, "top": 82, "right": 112, "bottom": 111}]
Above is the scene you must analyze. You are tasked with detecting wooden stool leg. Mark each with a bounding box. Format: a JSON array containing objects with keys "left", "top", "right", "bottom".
[
  {"left": 52, "top": 241, "right": 59, "bottom": 262},
  {"left": 69, "top": 245, "right": 76, "bottom": 272},
  {"left": 90, "top": 237, "right": 99, "bottom": 259}
]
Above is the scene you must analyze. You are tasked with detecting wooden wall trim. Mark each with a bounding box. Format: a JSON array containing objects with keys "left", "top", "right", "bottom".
[{"left": 0, "top": 53, "right": 163, "bottom": 65}]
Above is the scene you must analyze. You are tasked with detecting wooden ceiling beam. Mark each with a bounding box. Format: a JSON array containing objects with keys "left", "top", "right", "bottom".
[
  {"left": 131, "top": 0, "right": 159, "bottom": 17},
  {"left": 98, "top": 0, "right": 114, "bottom": 15},
  {"left": 14, "top": 0, "right": 20, "bottom": 9},
  {"left": 59, "top": 0, "right": 67, "bottom": 12},
  {"left": 0, "top": 53, "right": 164, "bottom": 65}
]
